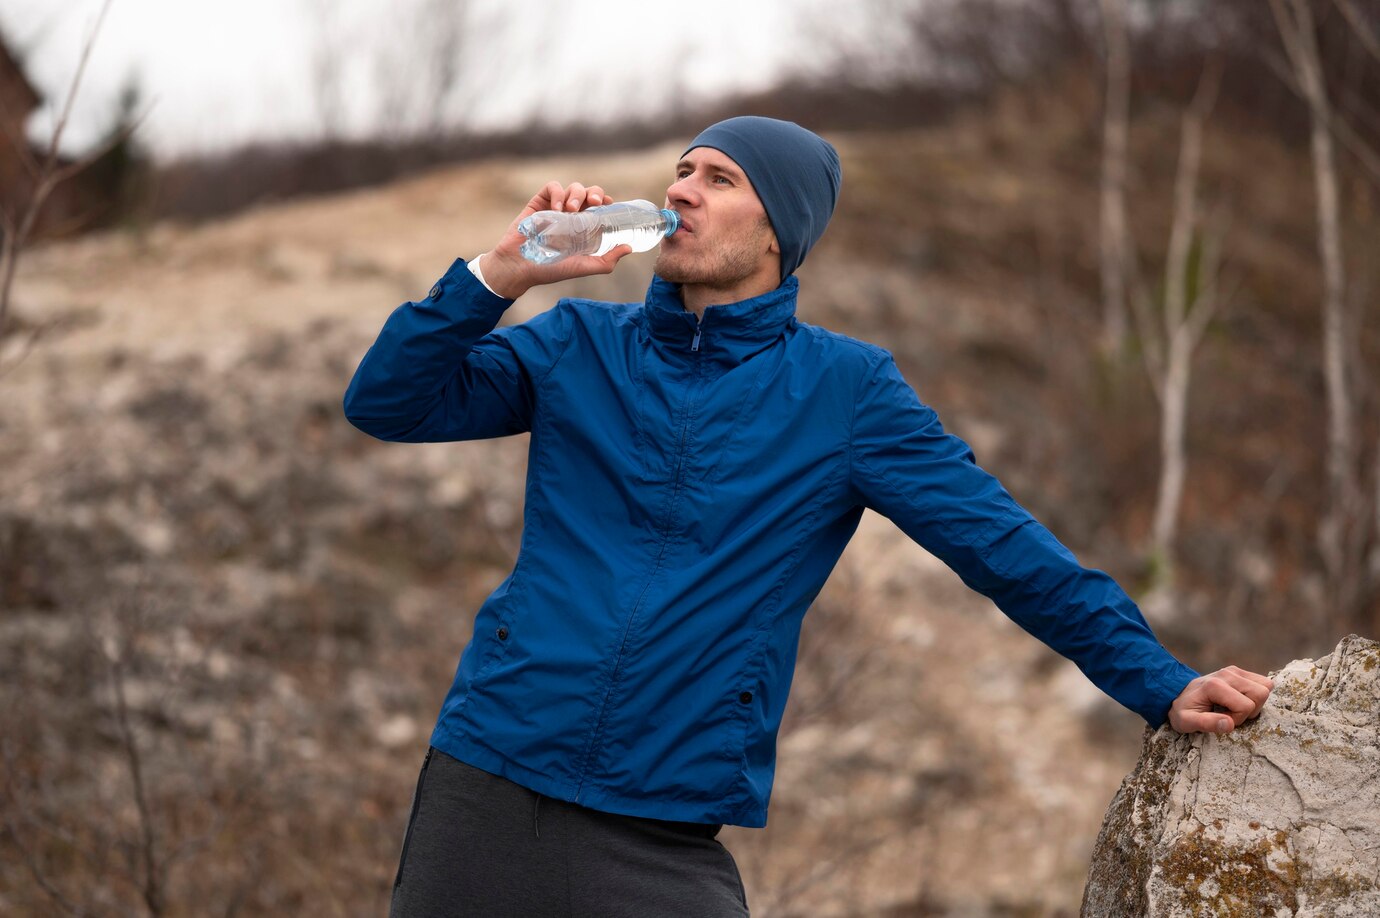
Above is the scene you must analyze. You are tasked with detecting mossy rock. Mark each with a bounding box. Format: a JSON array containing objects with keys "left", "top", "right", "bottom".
[{"left": 1082, "top": 635, "right": 1380, "bottom": 917}]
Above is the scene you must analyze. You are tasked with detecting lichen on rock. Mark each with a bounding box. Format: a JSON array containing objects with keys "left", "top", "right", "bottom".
[{"left": 1081, "top": 634, "right": 1380, "bottom": 917}]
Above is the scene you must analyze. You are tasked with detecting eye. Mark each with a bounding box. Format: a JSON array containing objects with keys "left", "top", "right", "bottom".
[
  {"left": 713, "top": 175, "right": 732, "bottom": 186},
  {"left": 676, "top": 169, "right": 692, "bottom": 180}
]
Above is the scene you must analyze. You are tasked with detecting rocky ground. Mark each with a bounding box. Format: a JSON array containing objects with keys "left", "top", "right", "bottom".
[{"left": 1, "top": 106, "right": 1344, "bottom": 914}]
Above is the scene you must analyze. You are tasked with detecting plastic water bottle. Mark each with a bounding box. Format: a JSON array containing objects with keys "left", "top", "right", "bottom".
[{"left": 518, "top": 199, "right": 680, "bottom": 264}]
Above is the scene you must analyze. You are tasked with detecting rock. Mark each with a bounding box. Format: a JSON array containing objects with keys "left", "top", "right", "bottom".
[
  {"left": 1081, "top": 634, "right": 1380, "bottom": 917},
  {"left": 378, "top": 714, "right": 418, "bottom": 749}
]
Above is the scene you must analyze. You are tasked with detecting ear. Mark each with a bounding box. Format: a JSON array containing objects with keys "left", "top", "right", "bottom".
[{"left": 768, "top": 234, "right": 780, "bottom": 255}]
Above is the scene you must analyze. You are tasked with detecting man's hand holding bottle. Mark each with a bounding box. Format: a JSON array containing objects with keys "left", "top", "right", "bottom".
[{"left": 477, "top": 182, "right": 634, "bottom": 300}]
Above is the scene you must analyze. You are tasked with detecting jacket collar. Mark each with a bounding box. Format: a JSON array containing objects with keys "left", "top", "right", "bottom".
[{"left": 643, "top": 274, "right": 798, "bottom": 365}]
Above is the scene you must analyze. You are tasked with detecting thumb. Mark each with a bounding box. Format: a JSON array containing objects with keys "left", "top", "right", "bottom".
[{"left": 596, "top": 244, "right": 634, "bottom": 272}]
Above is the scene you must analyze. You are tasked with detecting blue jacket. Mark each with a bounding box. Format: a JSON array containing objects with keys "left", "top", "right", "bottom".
[{"left": 343, "top": 258, "right": 1199, "bottom": 828}]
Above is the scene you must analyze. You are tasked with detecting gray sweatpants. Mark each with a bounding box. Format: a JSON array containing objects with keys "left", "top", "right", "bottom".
[{"left": 389, "top": 747, "right": 751, "bottom": 917}]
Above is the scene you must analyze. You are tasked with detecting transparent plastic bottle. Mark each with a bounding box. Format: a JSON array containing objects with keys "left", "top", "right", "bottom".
[{"left": 518, "top": 199, "right": 680, "bottom": 265}]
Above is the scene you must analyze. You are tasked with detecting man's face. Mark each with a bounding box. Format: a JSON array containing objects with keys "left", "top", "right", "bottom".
[{"left": 653, "top": 147, "right": 780, "bottom": 289}]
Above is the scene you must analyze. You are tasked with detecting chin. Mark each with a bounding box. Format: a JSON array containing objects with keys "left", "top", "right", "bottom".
[{"left": 653, "top": 253, "right": 693, "bottom": 284}]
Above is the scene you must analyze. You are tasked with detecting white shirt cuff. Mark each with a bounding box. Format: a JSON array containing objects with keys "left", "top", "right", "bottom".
[{"left": 467, "top": 254, "right": 500, "bottom": 296}]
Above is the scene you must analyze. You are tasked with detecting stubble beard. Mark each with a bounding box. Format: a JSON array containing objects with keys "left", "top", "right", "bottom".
[
  {"left": 653, "top": 216, "right": 774, "bottom": 289},
  {"left": 654, "top": 245, "right": 760, "bottom": 288}
]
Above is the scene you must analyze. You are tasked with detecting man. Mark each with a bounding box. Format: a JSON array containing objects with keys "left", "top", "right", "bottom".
[{"left": 343, "top": 117, "right": 1273, "bottom": 917}]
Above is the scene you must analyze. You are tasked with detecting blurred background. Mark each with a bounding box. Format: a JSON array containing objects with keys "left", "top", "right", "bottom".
[{"left": 2, "top": 0, "right": 1378, "bottom": 914}]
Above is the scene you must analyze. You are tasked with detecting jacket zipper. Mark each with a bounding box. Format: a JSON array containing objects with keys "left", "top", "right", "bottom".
[{"left": 574, "top": 319, "right": 705, "bottom": 801}]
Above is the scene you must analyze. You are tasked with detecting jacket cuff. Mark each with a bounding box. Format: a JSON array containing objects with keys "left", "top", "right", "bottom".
[
  {"left": 423, "top": 257, "right": 514, "bottom": 311},
  {"left": 1145, "top": 659, "right": 1202, "bottom": 728}
]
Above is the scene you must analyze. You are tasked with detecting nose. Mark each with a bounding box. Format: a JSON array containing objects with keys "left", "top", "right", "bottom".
[{"left": 666, "top": 174, "right": 700, "bottom": 209}]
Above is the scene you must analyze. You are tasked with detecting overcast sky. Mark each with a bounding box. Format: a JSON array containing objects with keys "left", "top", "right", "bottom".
[{"left": 1, "top": 0, "right": 858, "bottom": 161}]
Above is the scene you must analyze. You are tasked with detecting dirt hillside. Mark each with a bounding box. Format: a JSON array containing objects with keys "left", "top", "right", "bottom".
[{"left": 2, "top": 105, "right": 1338, "bottom": 914}]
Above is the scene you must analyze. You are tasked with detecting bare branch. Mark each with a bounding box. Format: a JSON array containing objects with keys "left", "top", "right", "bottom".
[
  {"left": 1333, "top": 0, "right": 1380, "bottom": 66},
  {"left": 1126, "top": 250, "right": 1165, "bottom": 401},
  {"left": 0, "top": 0, "right": 130, "bottom": 347},
  {"left": 1162, "top": 58, "right": 1219, "bottom": 340},
  {"left": 1185, "top": 208, "right": 1232, "bottom": 347},
  {"left": 0, "top": 317, "right": 74, "bottom": 379},
  {"left": 0, "top": 93, "right": 42, "bottom": 181},
  {"left": 303, "top": 0, "right": 347, "bottom": 140},
  {"left": 1139, "top": 52, "right": 1229, "bottom": 581},
  {"left": 1, "top": 741, "right": 85, "bottom": 916},
  {"left": 21, "top": 205, "right": 104, "bottom": 242},
  {"left": 1097, "top": 0, "right": 1131, "bottom": 354},
  {"left": 107, "top": 648, "right": 163, "bottom": 916},
  {"left": 1186, "top": 264, "right": 1238, "bottom": 350},
  {"left": 50, "top": 103, "right": 153, "bottom": 189},
  {"left": 1261, "top": 45, "right": 1380, "bottom": 188},
  {"left": 765, "top": 831, "right": 893, "bottom": 916},
  {"left": 1268, "top": 0, "right": 1308, "bottom": 77},
  {"left": 37, "top": 0, "right": 115, "bottom": 176},
  {"left": 1372, "top": 433, "right": 1380, "bottom": 581},
  {"left": 1328, "top": 103, "right": 1380, "bottom": 189},
  {"left": 421, "top": 0, "right": 469, "bottom": 138},
  {"left": 786, "top": 643, "right": 884, "bottom": 726},
  {"left": 0, "top": 819, "right": 85, "bottom": 916}
]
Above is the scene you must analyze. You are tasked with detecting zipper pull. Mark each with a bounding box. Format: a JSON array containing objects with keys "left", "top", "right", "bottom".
[{"left": 691, "top": 320, "right": 702, "bottom": 352}]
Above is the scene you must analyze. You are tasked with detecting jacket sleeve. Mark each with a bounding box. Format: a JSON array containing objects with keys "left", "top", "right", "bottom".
[
  {"left": 848, "top": 350, "right": 1199, "bottom": 727},
  {"left": 343, "top": 258, "right": 574, "bottom": 442}
]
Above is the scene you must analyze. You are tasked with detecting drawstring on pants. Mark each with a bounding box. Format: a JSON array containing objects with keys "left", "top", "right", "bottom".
[{"left": 533, "top": 793, "right": 542, "bottom": 839}]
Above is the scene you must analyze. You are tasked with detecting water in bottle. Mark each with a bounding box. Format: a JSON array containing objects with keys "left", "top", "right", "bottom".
[{"left": 519, "top": 200, "right": 681, "bottom": 265}]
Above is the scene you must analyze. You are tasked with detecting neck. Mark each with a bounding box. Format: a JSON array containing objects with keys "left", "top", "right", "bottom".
[{"left": 680, "top": 275, "right": 781, "bottom": 319}]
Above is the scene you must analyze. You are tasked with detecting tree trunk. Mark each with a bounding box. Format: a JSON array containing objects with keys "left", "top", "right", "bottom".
[
  {"left": 1274, "top": 0, "right": 1363, "bottom": 628},
  {"left": 1147, "top": 59, "right": 1220, "bottom": 584},
  {"left": 1098, "top": 0, "right": 1131, "bottom": 357},
  {"left": 1152, "top": 327, "right": 1191, "bottom": 567}
]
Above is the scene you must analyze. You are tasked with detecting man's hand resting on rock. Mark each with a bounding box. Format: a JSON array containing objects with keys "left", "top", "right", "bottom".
[{"left": 1168, "top": 665, "right": 1274, "bottom": 734}]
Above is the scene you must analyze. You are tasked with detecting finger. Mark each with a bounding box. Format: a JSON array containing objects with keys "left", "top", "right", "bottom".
[
  {"left": 586, "top": 186, "right": 608, "bottom": 206},
  {"left": 1225, "top": 662, "right": 1275, "bottom": 684},
  {"left": 1216, "top": 668, "right": 1274, "bottom": 713},
  {"left": 1173, "top": 707, "right": 1235, "bottom": 734},
  {"left": 1201, "top": 677, "right": 1258, "bottom": 725},
  {"left": 533, "top": 181, "right": 565, "bottom": 212},
  {"left": 565, "top": 182, "right": 588, "bottom": 211},
  {"left": 1226, "top": 666, "right": 1276, "bottom": 693},
  {"left": 1234, "top": 678, "right": 1272, "bottom": 715}
]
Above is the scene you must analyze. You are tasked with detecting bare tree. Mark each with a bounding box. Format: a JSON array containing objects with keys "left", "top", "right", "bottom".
[
  {"left": 1097, "top": 0, "right": 1131, "bottom": 358},
  {"left": 1127, "top": 60, "right": 1232, "bottom": 591},
  {"left": 1333, "top": 0, "right": 1380, "bottom": 63},
  {"left": 369, "top": 0, "right": 476, "bottom": 143},
  {"left": 106, "top": 629, "right": 165, "bottom": 916},
  {"left": 418, "top": 0, "right": 469, "bottom": 139},
  {"left": 0, "top": 0, "right": 141, "bottom": 352},
  {"left": 1331, "top": 0, "right": 1380, "bottom": 625},
  {"left": 1270, "top": 0, "right": 1366, "bottom": 629},
  {"left": 2, "top": 568, "right": 258, "bottom": 916},
  {"left": 304, "top": 0, "right": 347, "bottom": 141}
]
